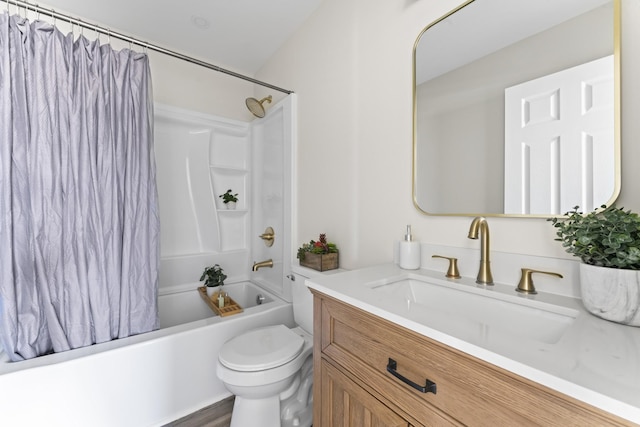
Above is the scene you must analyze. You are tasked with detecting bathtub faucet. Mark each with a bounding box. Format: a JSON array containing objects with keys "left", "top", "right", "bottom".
[{"left": 252, "top": 259, "right": 273, "bottom": 271}]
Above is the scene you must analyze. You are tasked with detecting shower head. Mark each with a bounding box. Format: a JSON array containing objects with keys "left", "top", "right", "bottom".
[{"left": 245, "top": 95, "right": 272, "bottom": 118}]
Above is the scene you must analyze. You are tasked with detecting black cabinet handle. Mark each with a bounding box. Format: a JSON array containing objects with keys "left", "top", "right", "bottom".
[{"left": 386, "top": 358, "right": 437, "bottom": 394}]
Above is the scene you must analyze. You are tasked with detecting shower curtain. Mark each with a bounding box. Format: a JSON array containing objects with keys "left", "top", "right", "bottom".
[{"left": 0, "top": 13, "right": 160, "bottom": 361}]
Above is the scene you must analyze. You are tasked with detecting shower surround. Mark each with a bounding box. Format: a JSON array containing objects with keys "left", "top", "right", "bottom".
[{"left": 0, "top": 97, "right": 297, "bottom": 426}]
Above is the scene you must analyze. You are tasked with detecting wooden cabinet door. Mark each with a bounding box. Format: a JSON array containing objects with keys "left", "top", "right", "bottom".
[{"left": 320, "top": 359, "right": 409, "bottom": 427}]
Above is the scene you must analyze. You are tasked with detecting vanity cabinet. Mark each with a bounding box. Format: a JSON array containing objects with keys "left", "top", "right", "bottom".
[
  {"left": 312, "top": 291, "right": 635, "bottom": 427},
  {"left": 320, "top": 359, "right": 410, "bottom": 427}
]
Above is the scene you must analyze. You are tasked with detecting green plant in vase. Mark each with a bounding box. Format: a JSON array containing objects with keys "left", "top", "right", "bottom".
[
  {"left": 219, "top": 189, "right": 239, "bottom": 209},
  {"left": 200, "top": 264, "right": 227, "bottom": 287},
  {"left": 549, "top": 205, "right": 640, "bottom": 270},
  {"left": 549, "top": 205, "right": 640, "bottom": 326}
]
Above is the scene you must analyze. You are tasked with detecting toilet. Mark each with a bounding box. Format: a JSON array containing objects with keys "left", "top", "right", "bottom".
[{"left": 216, "top": 271, "right": 315, "bottom": 427}]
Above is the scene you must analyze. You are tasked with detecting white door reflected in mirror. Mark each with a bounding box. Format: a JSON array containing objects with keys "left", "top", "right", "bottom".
[{"left": 504, "top": 55, "right": 615, "bottom": 215}]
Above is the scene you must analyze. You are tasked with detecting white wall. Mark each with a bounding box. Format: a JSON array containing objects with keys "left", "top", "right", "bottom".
[
  {"left": 149, "top": 51, "right": 255, "bottom": 121},
  {"left": 257, "top": 0, "right": 640, "bottom": 271},
  {"left": 36, "top": 1, "right": 258, "bottom": 121}
]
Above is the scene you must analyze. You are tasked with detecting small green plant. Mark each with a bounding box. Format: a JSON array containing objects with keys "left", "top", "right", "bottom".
[
  {"left": 297, "top": 233, "right": 338, "bottom": 261},
  {"left": 200, "top": 264, "right": 227, "bottom": 287},
  {"left": 549, "top": 205, "right": 640, "bottom": 270},
  {"left": 219, "top": 189, "right": 238, "bottom": 204}
]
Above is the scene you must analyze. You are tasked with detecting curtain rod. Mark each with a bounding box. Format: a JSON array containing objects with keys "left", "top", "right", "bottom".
[{"left": 2, "top": 0, "right": 294, "bottom": 94}]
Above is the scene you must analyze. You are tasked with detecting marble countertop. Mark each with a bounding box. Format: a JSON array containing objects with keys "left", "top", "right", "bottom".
[{"left": 306, "top": 263, "right": 640, "bottom": 424}]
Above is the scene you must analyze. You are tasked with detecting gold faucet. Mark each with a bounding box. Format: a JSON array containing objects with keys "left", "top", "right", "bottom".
[
  {"left": 252, "top": 259, "right": 273, "bottom": 271},
  {"left": 467, "top": 217, "right": 494, "bottom": 285}
]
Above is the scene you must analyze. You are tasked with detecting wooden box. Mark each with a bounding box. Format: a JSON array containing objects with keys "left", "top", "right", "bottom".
[{"left": 300, "top": 252, "right": 339, "bottom": 271}]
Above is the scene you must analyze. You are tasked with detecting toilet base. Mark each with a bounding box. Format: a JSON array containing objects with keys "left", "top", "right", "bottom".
[
  {"left": 230, "top": 395, "right": 281, "bottom": 427},
  {"left": 227, "top": 362, "right": 313, "bottom": 427},
  {"left": 281, "top": 356, "right": 313, "bottom": 427}
]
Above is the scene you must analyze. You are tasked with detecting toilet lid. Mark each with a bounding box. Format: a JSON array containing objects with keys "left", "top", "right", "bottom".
[{"left": 219, "top": 324, "right": 305, "bottom": 372}]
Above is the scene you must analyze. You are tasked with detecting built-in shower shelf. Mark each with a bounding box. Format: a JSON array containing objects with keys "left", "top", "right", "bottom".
[
  {"left": 211, "top": 165, "right": 248, "bottom": 219},
  {"left": 217, "top": 209, "right": 248, "bottom": 215}
]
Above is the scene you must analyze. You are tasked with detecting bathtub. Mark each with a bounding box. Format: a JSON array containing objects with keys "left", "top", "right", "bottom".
[{"left": 0, "top": 281, "right": 294, "bottom": 427}]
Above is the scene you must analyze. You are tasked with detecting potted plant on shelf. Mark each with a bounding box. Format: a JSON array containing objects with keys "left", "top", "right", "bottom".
[
  {"left": 297, "top": 233, "right": 339, "bottom": 272},
  {"left": 550, "top": 205, "right": 640, "bottom": 326},
  {"left": 219, "top": 189, "right": 239, "bottom": 209}
]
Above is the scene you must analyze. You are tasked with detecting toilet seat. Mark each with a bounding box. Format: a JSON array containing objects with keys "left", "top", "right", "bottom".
[{"left": 219, "top": 324, "right": 304, "bottom": 372}]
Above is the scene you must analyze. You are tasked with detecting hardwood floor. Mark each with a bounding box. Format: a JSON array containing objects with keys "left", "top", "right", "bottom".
[{"left": 163, "top": 396, "right": 234, "bottom": 427}]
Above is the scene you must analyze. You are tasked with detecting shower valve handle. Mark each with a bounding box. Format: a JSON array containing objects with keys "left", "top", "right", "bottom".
[{"left": 259, "top": 227, "right": 275, "bottom": 247}]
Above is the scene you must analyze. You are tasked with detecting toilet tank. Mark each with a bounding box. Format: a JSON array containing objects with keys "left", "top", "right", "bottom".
[{"left": 290, "top": 271, "right": 315, "bottom": 333}]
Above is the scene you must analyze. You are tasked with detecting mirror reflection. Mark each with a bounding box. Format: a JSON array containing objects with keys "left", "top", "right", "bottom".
[{"left": 413, "top": 0, "right": 619, "bottom": 216}]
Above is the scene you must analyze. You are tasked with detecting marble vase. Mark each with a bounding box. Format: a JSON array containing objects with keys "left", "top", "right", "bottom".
[{"left": 579, "top": 263, "right": 640, "bottom": 326}]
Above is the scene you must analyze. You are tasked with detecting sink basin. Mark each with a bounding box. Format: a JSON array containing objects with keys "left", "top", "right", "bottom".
[{"left": 368, "top": 277, "right": 579, "bottom": 345}]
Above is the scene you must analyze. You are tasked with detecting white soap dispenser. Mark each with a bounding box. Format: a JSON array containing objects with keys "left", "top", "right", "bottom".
[{"left": 399, "top": 225, "right": 421, "bottom": 270}]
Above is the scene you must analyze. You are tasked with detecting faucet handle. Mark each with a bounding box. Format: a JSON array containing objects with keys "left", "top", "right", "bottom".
[
  {"left": 516, "top": 268, "right": 563, "bottom": 295},
  {"left": 432, "top": 255, "right": 461, "bottom": 279},
  {"left": 259, "top": 226, "right": 275, "bottom": 247}
]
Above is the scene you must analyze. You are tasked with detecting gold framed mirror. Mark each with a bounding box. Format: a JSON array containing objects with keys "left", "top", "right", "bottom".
[{"left": 413, "top": 0, "right": 620, "bottom": 217}]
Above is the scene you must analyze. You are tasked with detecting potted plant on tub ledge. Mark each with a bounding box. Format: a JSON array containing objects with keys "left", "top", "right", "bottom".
[
  {"left": 550, "top": 205, "right": 640, "bottom": 326},
  {"left": 200, "top": 264, "right": 228, "bottom": 306}
]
